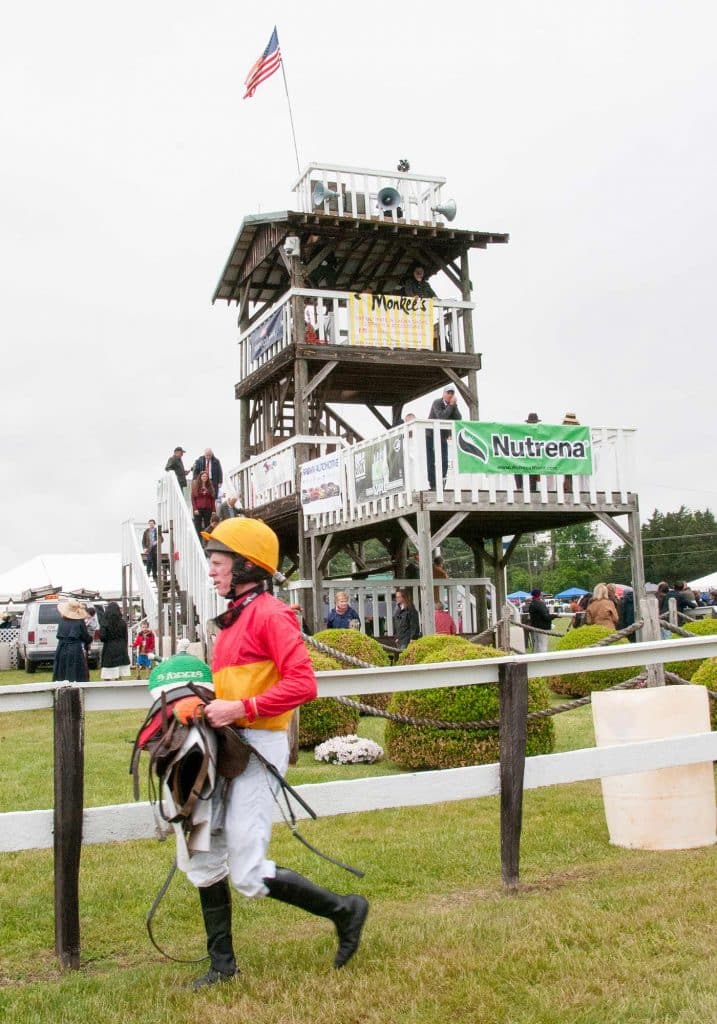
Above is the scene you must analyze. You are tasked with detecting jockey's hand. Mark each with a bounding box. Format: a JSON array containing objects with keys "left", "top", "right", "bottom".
[{"left": 204, "top": 698, "right": 246, "bottom": 728}]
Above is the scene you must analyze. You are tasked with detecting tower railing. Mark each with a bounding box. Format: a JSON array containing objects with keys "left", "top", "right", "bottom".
[
  {"left": 238, "top": 288, "right": 475, "bottom": 382},
  {"left": 227, "top": 434, "right": 348, "bottom": 512},
  {"left": 292, "top": 161, "right": 449, "bottom": 227},
  {"left": 156, "top": 473, "right": 224, "bottom": 640},
  {"left": 302, "top": 423, "right": 638, "bottom": 531}
]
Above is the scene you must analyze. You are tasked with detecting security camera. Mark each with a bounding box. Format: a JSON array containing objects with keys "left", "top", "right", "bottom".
[{"left": 283, "top": 235, "right": 301, "bottom": 258}]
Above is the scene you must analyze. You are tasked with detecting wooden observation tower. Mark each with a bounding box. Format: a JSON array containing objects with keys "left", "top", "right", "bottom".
[{"left": 213, "top": 161, "right": 644, "bottom": 636}]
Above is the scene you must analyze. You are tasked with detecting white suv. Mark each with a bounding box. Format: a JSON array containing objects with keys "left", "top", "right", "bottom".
[{"left": 18, "top": 600, "right": 105, "bottom": 673}]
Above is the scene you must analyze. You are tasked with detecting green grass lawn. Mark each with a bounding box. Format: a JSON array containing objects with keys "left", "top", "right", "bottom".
[{"left": 2, "top": 657, "right": 716, "bottom": 1023}]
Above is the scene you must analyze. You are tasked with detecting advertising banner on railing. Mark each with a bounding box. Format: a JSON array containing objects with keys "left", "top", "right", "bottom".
[
  {"left": 348, "top": 292, "right": 433, "bottom": 350},
  {"left": 454, "top": 422, "right": 593, "bottom": 475},
  {"left": 300, "top": 452, "right": 343, "bottom": 513},
  {"left": 249, "top": 308, "right": 284, "bottom": 362},
  {"left": 249, "top": 448, "right": 294, "bottom": 506},
  {"left": 353, "top": 435, "right": 405, "bottom": 502}
]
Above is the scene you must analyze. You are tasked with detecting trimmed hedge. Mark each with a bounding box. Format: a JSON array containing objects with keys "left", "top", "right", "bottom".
[
  {"left": 687, "top": 659, "right": 717, "bottom": 729},
  {"left": 548, "top": 625, "right": 633, "bottom": 697},
  {"left": 313, "top": 628, "right": 393, "bottom": 710},
  {"left": 664, "top": 618, "right": 717, "bottom": 681},
  {"left": 384, "top": 635, "right": 554, "bottom": 770},
  {"left": 299, "top": 649, "right": 359, "bottom": 747}
]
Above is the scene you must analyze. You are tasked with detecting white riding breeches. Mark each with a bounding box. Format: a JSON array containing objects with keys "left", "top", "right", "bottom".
[{"left": 180, "top": 728, "right": 290, "bottom": 897}]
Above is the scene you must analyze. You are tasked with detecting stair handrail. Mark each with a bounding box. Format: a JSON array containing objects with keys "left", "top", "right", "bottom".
[
  {"left": 121, "top": 519, "right": 158, "bottom": 629},
  {"left": 157, "top": 473, "right": 224, "bottom": 641}
]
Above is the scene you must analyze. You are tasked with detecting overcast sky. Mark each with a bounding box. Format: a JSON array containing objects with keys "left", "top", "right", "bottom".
[{"left": 2, "top": 1, "right": 716, "bottom": 573}]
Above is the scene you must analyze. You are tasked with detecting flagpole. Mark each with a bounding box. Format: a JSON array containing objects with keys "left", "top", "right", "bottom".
[{"left": 280, "top": 57, "right": 301, "bottom": 176}]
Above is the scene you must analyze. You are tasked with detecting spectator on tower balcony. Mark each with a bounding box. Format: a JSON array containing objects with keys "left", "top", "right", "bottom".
[
  {"left": 400, "top": 263, "right": 436, "bottom": 299},
  {"left": 427, "top": 386, "right": 461, "bottom": 489},
  {"left": 192, "top": 448, "right": 223, "bottom": 497}
]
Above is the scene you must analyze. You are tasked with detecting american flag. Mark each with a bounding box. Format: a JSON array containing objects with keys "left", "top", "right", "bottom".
[{"left": 244, "top": 27, "right": 282, "bottom": 99}]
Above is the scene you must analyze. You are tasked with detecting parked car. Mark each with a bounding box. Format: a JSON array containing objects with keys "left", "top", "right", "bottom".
[{"left": 18, "top": 599, "right": 108, "bottom": 673}]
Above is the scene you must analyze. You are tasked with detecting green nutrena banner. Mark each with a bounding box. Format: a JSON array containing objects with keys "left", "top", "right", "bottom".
[{"left": 453, "top": 422, "right": 593, "bottom": 475}]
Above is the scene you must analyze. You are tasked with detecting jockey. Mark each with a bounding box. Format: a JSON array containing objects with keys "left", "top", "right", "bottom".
[{"left": 175, "top": 516, "right": 368, "bottom": 989}]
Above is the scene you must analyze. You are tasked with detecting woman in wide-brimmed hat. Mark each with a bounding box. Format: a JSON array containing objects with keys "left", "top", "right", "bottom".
[{"left": 52, "top": 599, "right": 92, "bottom": 682}]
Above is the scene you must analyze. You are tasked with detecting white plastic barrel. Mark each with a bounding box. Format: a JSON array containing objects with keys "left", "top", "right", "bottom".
[
  {"left": 0, "top": 644, "right": 11, "bottom": 670},
  {"left": 592, "top": 686, "right": 716, "bottom": 850}
]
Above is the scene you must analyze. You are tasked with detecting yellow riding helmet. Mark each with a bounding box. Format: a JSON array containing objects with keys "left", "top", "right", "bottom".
[{"left": 201, "top": 517, "right": 279, "bottom": 575}]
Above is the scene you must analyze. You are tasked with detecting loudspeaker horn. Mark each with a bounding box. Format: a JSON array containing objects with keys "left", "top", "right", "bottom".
[
  {"left": 312, "top": 182, "right": 340, "bottom": 207},
  {"left": 431, "top": 199, "right": 457, "bottom": 222},
  {"left": 377, "top": 186, "right": 403, "bottom": 212}
]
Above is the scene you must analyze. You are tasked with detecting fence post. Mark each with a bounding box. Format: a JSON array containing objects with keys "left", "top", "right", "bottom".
[
  {"left": 53, "top": 686, "right": 84, "bottom": 969},
  {"left": 640, "top": 594, "right": 665, "bottom": 687},
  {"left": 499, "top": 661, "right": 528, "bottom": 889}
]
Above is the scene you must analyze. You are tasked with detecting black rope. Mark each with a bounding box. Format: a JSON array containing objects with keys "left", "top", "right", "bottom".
[{"left": 146, "top": 860, "right": 208, "bottom": 965}]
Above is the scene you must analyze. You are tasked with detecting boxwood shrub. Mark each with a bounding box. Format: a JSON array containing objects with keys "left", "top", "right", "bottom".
[
  {"left": 547, "top": 625, "right": 634, "bottom": 697},
  {"left": 299, "top": 648, "right": 359, "bottom": 748},
  {"left": 686, "top": 659, "right": 717, "bottom": 729},
  {"left": 664, "top": 618, "right": 717, "bottom": 681},
  {"left": 313, "top": 628, "right": 393, "bottom": 710},
  {"left": 384, "top": 635, "right": 554, "bottom": 770}
]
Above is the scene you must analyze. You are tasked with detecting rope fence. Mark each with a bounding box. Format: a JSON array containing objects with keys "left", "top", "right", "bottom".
[{"left": 306, "top": 620, "right": 717, "bottom": 732}]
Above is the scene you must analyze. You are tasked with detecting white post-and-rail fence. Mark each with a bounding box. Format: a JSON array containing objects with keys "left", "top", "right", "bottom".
[{"left": 3, "top": 636, "right": 717, "bottom": 968}]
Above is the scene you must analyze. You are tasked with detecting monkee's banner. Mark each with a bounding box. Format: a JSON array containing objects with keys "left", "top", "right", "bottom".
[
  {"left": 348, "top": 292, "right": 433, "bottom": 350},
  {"left": 454, "top": 422, "right": 593, "bottom": 475}
]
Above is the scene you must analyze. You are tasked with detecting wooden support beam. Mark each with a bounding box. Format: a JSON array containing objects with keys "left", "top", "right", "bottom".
[
  {"left": 593, "top": 511, "right": 632, "bottom": 548},
  {"left": 417, "top": 244, "right": 463, "bottom": 290},
  {"left": 499, "top": 533, "right": 523, "bottom": 570},
  {"left": 316, "top": 534, "right": 334, "bottom": 571},
  {"left": 431, "top": 512, "right": 469, "bottom": 550},
  {"left": 443, "top": 368, "right": 473, "bottom": 407},
  {"left": 54, "top": 686, "right": 84, "bottom": 969},
  {"left": 499, "top": 661, "right": 528, "bottom": 889},
  {"left": 397, "top": 515, "right": 419, "bottom": 550},
  {"left": 302, "top": 244, "right": 335, "bottom": 277},
  {"left": 304, "top": 360, "right": 338, "bottom": 399},
  {"left": 416, "top": 509, "right": 436, "bottom": 635},
  {"left": 367, "top": 404, "right": 393, "bottom": 431}
]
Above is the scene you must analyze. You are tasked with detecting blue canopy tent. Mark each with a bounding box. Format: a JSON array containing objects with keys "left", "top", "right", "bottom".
[
  {"left": 555, "top": 587, "right": 589, "bottom": 599},
  {"left": 508, "top": 590, "right": 531, "bottom": 601}
]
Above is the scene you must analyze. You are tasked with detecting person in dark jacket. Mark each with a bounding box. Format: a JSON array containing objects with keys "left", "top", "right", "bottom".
[
  {"left": 527, "top": 589, "right": 556, "bottom": 654},
  {"left": 622, "top": 588, "right": 636, "bottom": 641},
  {"left": 426, "top": 386, "right": 461, "bottom": 489},
  {"left": 192, "top": 448, "right": 223, "bottom": 498},
  {"left": 326, "top": 591, "right": 360, "bottom": 630},
  {"left": 400, "top": 263, "right": 436, "bottom": 299},
  {"left": 165, "top": 446, "right": 188, "bottom": 491},
  {"left": 53, "top": 599, "right": 92, "bottom": 682},
  {"left": 394, "top": 588, "right": 421, "bottom": 650},
  {"left": 99, "top": 602, "right": 130, "bottom": 680}
]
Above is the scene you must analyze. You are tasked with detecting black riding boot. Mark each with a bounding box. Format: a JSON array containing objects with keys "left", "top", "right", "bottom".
[
  {"left": 264, "top": 867, "right": 368, "bottom": 968},
  {"left": 191, "top": 878, "right": 239, "bottom": 989}
]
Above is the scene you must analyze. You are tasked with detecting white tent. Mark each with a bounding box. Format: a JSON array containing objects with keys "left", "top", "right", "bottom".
[
  {"left": 0, "top": 553, "right": 125, "bottom": 601},
  {"left": 688, "top": 572, "right": 717, "bottom": 593}
]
